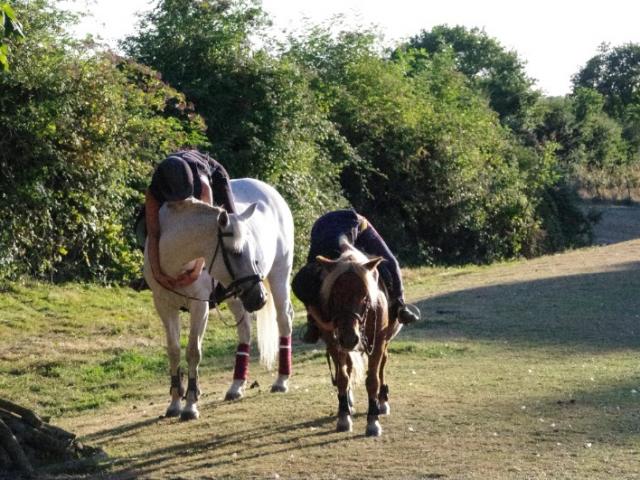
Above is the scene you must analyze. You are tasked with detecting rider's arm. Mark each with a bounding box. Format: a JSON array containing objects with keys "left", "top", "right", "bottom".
[
  {"left": 145, "top": 190, "right": 176, "bottom": 290},
  {"left": 172, "top": 175, "right": 211, "bottom": 288},
  {"left": 199, "top": 175, "right": 213, "bottom": 205},
  {"left": 174, "top": 257, "right": 205, "bottom": 287}
]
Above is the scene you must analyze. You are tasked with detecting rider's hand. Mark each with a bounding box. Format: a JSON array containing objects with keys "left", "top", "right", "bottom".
[{"left": 174, "top": 268, "right": 200, "bottom": 288}]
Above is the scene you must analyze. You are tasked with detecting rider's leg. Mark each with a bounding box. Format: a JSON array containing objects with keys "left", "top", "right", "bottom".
[{"left": 356, "top": 224, "right": 420, "bottom": 324}]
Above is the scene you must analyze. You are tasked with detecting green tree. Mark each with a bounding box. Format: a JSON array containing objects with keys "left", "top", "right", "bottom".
[
  {"left": 123, "top": 0, "right": 348, "bottom": 264},
  {"left": 0, "top": 1, "right": 23, "bottom": 70},
  {"left": 573, "top": 43, "right": 640, "bottom": 159},
  {"left": 286, "top": 27, "right": 582, "bottom": 262},
  {"left": 573, "top": 43, "right": 640, "bottom": 121},
  {"left": 404, "top": 25, "right": 539, "bottom": 132}
]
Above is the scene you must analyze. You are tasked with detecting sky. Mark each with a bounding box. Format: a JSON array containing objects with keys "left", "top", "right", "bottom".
[{"left": 61, "top": 0, "right": 640, "bottom": 97}]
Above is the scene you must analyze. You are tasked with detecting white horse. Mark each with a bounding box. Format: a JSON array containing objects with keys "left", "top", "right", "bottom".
[{"left": 143, "top": 178, "right": 294, "bottom": 420}]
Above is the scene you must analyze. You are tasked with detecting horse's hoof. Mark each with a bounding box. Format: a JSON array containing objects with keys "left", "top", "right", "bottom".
[
  {"left": 180, "top": 408, "right": 200, "bottom": 421},
  {"left": 270, "top": 384, "right": 288, "bottom": 393},
  {"left": 379, "top": 401, "right": 390, "bottom": 416},
  {"left": 165, "top": 404, "right": 182, "bottom": 418},
  {"left": 336, "top": 414, "right": 353, "bottom": 433},
  {"left": 224, "top": 390, "right": 244, "bottom": 401},
  {"left": 365, "top": 420, "right": 382, "bottom": 437}
]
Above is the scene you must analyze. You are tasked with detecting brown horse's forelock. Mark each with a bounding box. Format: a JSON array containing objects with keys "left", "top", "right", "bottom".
[{"left": 320, "top": 259, "right": 380, "bottom": 318}]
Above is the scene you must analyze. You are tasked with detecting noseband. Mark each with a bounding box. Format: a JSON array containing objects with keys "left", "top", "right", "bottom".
[
  {"left": 209, "top": 230, "right": 264, "bottom": 302},
  {"left": 331, "top": 297, "right": 377, "bottom": 355},
  {"left": 330, "top": 299, "right": 371, "bottom": 328}
]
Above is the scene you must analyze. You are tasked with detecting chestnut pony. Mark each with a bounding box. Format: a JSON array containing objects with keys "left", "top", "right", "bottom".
[{"left": 315, "top": 239, "right": 402, "bottom": 436}]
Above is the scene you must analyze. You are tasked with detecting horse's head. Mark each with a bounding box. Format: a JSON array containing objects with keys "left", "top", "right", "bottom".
[
  {"left": 317, "top": 243, "right": 382, "bottom": 351},
  {"left": 214, "top": 202, "right": 268, "bottom": 312}
]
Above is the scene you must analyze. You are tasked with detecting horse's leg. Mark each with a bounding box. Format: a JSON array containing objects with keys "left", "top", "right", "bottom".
[
  {"left": 378, "top": 349, "right": 390, "bottom": 415},
  {"left": 365, "top": 340, "right": 386, "bottom": 437},
  {"left": 225, "top": 298, "right": 251, "bottom": 401},
  {"left": 157, "top": 301, "right": 183, "bottom": 418},
  {"left": 346, "top": 359, "right": 355, "bottom": 414},
  {"left": 379, "top": 316, "right": 398, "bottom": 415},
  {"left": 330, "top": 346, "right": 352, "bottom": 433},
  {"left": 268, "top": 266, "right": 293, "bottom": 393},
  {"left": 181, "top": 300, "right": 209, "bottom": 421}
]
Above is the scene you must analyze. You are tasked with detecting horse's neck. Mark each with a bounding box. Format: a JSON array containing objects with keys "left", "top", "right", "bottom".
[{"left": 160, "top": 209, "right": 218, "bottom": 276}]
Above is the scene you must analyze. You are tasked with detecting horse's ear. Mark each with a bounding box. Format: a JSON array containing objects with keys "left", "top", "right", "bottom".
[
  {"left": 363, "top": 256, "right": 383, "bottom": 271},
  {"left": 218, "top": 210, "right": 229, "bottom": 228},
  {"left": 238, "top": 202, "right": 258, "bottom": 221},
  {"left": 316, "top": 255, "right": 338, "bottom": 271}
]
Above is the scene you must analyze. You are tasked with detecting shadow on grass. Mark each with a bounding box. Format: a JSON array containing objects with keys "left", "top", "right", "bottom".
[
  {"left": 518, "top": 376, "right": 640, "bottom": 445},
  {"left": 408, "top": 261, "right": 640, "bottom": 350},
  {"left": 90, "top": 414, "right": 348, "bottom": 479}
]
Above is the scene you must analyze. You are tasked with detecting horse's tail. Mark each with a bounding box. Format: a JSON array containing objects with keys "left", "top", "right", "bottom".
[
  {"left": 256, "top": 279, "right": 279, "bottom": 371},
  {"left": 348, "top": 351, "right": 367, "bottom": 386}
]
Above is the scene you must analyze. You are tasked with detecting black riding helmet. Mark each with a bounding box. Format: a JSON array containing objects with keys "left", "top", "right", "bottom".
[{"left": 153, "top": 156, "right": 194, "bottom": 202}]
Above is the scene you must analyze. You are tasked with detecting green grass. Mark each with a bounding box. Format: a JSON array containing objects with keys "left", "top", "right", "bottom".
[{"left": 0, "top": 281, "right": 252, "bottom": 415}]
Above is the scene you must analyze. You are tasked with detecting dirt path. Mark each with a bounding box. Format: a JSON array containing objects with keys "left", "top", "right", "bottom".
[{"left": 587, "top": 201, "right": 640, "bottom": 245}]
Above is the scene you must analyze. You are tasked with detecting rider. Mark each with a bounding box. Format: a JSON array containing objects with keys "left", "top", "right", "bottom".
[
  {"left": 292, "top": 209, "right": 420, "bottom": 344},
  {"left": 145, "top": 150, "right": 236, "bottom": 303}
]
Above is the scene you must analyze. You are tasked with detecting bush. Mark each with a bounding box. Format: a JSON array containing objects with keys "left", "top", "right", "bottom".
[{"left": 0, "top": 1, "right": 209, "bottom": 282}]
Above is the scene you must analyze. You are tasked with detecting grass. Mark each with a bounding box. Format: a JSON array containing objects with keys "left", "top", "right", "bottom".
[{"left": 2, "top": 237, "right": 640, "bottom": 478}]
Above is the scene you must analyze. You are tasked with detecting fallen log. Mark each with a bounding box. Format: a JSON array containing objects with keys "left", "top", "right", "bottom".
[
  {"left": 0, "top": 399, "right": 104, "bottom": 477},
  {"left": 0, "top": 418, "right": 32, "bottom": 476}
]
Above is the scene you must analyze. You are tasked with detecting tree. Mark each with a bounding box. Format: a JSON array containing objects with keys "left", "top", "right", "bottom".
[
  {"left": 573, "top": 43, "right": 640, "bottom": 121},
  {"left": 285, "top": 26, "right": 584, "bottom": 263},
  {"left": 123, "top": 0, "right": 348, "bottom": 264},
  {"left": 0, "top": 1, "right": 23, "bottom": 70},
  {"left": 404, "top": 25, "right": 539, "bottom": 132},
  {"left": 0, "top": 0, "right": 209, "bottom": 282}
]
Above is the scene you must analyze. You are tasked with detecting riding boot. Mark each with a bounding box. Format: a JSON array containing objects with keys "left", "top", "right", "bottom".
[
  {"left": 302, "top": 314, "right": 320, "bottom": 344},
  {"left": 391, "top": 298, "right": 420, "bottom": 324}
]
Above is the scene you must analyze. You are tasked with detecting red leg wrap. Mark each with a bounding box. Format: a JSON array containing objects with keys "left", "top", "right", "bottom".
[
  {"left": 233, "top": 343, "right": 250, "bottom": 380},
  {"left": 278, "top": 336, "right": 292, "bottom": 376}
]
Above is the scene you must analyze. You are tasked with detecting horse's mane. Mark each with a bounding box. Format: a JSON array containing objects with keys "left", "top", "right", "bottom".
[
  {"left": 319, "top": 239, "right": 380, "bottom": 312},
  {"left": 164, "top": 198, "right": 247, "bottom": 253}
]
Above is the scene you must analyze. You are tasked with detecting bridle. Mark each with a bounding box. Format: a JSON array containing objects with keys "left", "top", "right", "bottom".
[
  {"left": 325, "top": 293, "right": 378, "bottom": 386},
  {"left": 330, "top": 294, "right": 377, "bottom": 356},
  {"left": 159, "top": 228, "right": 263, "bottom": 305},
  {"left": 210, "top": 229, "right": 264, "bottom": 303}
]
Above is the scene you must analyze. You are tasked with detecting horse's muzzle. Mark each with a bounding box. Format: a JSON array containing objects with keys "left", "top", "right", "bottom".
[
  {"left": 240, "top": 281, "right": 267, "bottom": 312},
  {"left": 337, "top": 328, "right": 360, "bottom": 351}
]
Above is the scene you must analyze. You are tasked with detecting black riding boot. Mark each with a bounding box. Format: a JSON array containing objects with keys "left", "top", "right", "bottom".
[
  {"left": 392, "top": 299, "right": 420, "bottom": 324},
  {"left": 302, "top": 314, "right": 320, "bottom": 344}
]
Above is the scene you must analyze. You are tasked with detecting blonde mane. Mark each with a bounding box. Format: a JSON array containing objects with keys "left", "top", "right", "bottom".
[{"left": 319, "top": 242, "right": 380, "bottom": 312}]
